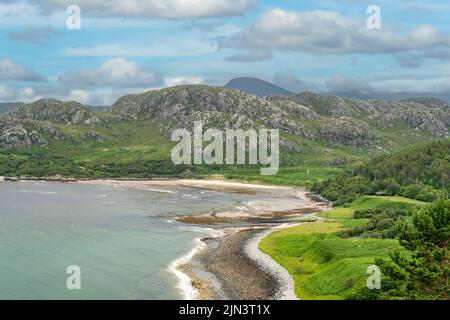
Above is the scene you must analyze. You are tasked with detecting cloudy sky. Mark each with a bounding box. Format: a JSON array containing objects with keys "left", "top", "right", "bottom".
[{"left": 1, "top": 0, "right": 450, "bottom": 105}]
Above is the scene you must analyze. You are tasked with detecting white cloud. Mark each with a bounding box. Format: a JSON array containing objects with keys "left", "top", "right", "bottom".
[
  {"left": 0, "top": 85, "right": 15, "bottom": 101},
  {"left": 34, "top": 0, "right": 255, "bottom": 19},
  {"left": 0, "top": 59, "right": 44, "bottom": 81},
  {"left": 0, "top": 85, "right": 40, "bottom": 102},
  {"left": 58, "top": 58, "right": 164, "bottom": 88},
  {"left": 164, "top": 76, "right": 204, "bottom": 87},
  {"left": 64, "top": 89, "right": 92, "bottom": 104},
  {"left": 0, "top": 1, "right": 40, "bottom": 19},
  {"left": 219, "top": 8, "right": 450, "bottom": 61}
]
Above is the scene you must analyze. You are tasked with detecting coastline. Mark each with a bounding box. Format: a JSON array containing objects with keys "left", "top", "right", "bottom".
[
  {"left": 83, "top": 179, "right": 325, "bottom": 300},
  {"left": 2, "top": 177, "right": 327, "bottom": 300},
  {"left": 171, "top": 182, "right": 326, "bottom": 300}
]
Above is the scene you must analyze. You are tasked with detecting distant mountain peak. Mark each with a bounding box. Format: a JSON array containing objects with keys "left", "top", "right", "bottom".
[{"left": 225, "top": 77, "right": 295, "bottom": 97}]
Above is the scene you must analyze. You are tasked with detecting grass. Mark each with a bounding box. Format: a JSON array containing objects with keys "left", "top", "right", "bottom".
[
  {"left": 260, "top": 196, "right": 425, "bottom": 300},
  {"left": 48, "top": 121, "right": 175, "bottom": 163},
  {"left": 208, "top": 165, "right": 345, "bottom": 187}
]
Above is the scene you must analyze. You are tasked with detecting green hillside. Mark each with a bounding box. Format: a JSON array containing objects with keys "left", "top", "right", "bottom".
[
  {"left": 312, "top": 140, "right": 450, "bottom": 204},
  {"left": 0, "top": 85, "right": 448, "bottom": 180},
  {"left": 260, "top": 196, "right": 425, "bottom": 300}
]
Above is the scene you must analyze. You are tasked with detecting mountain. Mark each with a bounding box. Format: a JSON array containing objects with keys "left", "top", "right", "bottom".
[
  {"left": 0, "top": 85, "right": 448, "bottom": 177},
  {"left": 0, "top": 102, "right": 24, "bottom": 114},
  {"left": 226, "top": 77, "right": 295, "bottom": 97},
  {"left": 110, "top": 85, "right": 298, "bottom": 132},
  {"left": 7, "top": 98, "right": 103, "bottom": 126}
]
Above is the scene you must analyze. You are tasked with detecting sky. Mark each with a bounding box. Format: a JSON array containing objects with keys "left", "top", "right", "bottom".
[{"left": 1, "top": 0, "right": 450, "bottom": 105}]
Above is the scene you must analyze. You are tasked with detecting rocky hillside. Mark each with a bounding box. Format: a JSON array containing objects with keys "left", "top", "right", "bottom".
[
  {"left": 271, "top": 92, "right": 450, "bottom": 137},
  {"left": 7, "top": 99, "right": 102, "bottom": 126},
  {"left": 0, "top": 85, "right": 448, "bottom": 152},
  {"left": 110, "top": 85, "right": 306, "bottom": 134},
  {"left": 109, "top": 85, "right": 377, "bottom": 146},
  {"left": 110, "top": 85, "right": 448, "bottom": 148}
]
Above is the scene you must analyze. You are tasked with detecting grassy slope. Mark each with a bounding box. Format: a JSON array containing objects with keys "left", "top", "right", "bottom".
[
  {"left": 1, "top": 119, "right": 352, "bottom": 183},
  {"left": 260, "top": 196, "right": 425, "bottom": 300},
  {"left": 48, "top": 121, "right": 174, "bottom": 163}
]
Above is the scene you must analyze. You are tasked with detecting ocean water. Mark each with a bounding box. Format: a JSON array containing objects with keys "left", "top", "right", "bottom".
[{"left": 0, "top": 181, "right": 303, "bottom": 300}]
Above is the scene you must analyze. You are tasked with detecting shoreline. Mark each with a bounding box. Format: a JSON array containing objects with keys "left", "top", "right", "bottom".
[
  {"left": 3, "top": 177, "right": 327, "bottom": 300},
  {"left": 244, "top": 224, "right": 300, "bottom": 300}
]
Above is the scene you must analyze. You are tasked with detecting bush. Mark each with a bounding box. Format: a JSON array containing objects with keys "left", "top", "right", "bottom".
[
  {"left": 401, "top": 183, "right": 426, "bottom": 199},
  {"left": 342, "top": 207, "right": 412, "bottom": 239}
]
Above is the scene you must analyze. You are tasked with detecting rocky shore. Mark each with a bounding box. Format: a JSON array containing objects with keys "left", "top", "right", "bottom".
[{"left": 198, "top": 228, "right": 278, "bottom": 300}]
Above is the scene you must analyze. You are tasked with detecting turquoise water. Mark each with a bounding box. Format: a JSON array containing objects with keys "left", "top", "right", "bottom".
[{"left": 0, "top": 181, "right": 269, "bottom": 300}]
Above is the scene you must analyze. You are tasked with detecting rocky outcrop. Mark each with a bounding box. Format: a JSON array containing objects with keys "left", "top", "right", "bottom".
[
  {"left": 319, "top": 117, "right": 375, "bottom": 148},
  {"left": 0, "top": 119, "right": 103, "bottom": 148},
  {"left": 84, "top": 131, "right": 105, "bottom": 143},
  {"left": 362, "top": 100, "right": 449, "bottom": 136},
  {"left": 0, "top": 120, "right": 47, "bottom": 148},
  {"left": 265, "top": 96, "right": 322, "bottom": 121}
]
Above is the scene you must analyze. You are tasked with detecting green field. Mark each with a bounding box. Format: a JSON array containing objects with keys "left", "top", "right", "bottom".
[
  {"left": 260, "top": 196, "right": 425, "bottom": 300},
  {"left": 199, "top": 165, "right": 345, "bottom": 187}
]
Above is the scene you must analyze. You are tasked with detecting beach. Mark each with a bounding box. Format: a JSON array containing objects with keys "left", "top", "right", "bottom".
[{"left": 77, "top": 179, "right": 327, "bottom": 300}]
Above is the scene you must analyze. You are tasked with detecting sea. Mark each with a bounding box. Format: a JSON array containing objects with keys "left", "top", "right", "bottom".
[{"left": 0, "top": 181, "right": 303, "bottom": 300}]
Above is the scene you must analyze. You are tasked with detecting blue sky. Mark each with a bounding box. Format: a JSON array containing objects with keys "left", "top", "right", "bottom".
[{"left": 1, "top": 0, "right": 450, "bottom": 105}]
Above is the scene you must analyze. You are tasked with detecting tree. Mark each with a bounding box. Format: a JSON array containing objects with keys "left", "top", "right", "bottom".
[{"left": 375, "top": 199, "right": 450, "bottom": 300}]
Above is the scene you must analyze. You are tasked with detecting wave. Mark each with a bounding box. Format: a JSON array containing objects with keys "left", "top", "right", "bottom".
[
  {"left": 182, "top": 194, "right": 199, "bottom": 199},
  {"left": 167, "top": 238, "right": 205, "bottom": 300},
  {"left": 134, "top": 187, "right": 175, "bottom": 194},
  {"left": 167, "top": 227, "right": 222, "bottom": 300},
  {"left": 17, "top": 190, "right": 57, "bottom": 195}
]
